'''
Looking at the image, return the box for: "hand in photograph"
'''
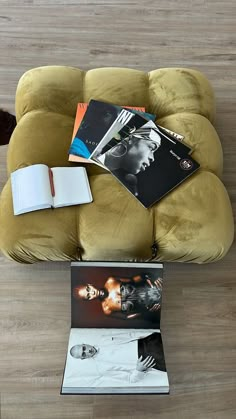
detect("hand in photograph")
[136,355,156,372]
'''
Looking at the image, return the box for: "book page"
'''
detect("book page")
[61,328,169,394]
[71,262,164,329]
[11,164,53,215]
[52,167,92,208]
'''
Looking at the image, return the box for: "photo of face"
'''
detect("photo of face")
[70,344,97,359]
[102,110,115,126]
[75,284,99,301]
[103,127,161,179]
[122,137,159,175]
[72,269,163,332]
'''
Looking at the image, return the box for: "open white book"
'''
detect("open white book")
[11,164,93,215]
[61,262,169,395]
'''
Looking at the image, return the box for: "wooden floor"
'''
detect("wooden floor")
[0,1,236,418]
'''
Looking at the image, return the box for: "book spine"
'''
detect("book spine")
[48,168,55,197]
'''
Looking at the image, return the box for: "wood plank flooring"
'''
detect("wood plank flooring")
[0,1,235,418]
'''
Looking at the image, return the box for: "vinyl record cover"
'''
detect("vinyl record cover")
[69,103,147,163]
[68,100,124,159]
[89,107,143,159]
[68,100,147,161]
[92,111,155,160]
[97,121,199,208]
[71,103,146,141]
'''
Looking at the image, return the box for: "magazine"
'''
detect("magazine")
[69,102,146,163]
[68,100,150,162]
[71,103,147,140]
[61,261,169,395]
[91,109,155,160]
[95,120,199,208]
[69,101,185,164]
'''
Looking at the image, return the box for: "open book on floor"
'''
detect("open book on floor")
[61,261,169,395]
[11,164,92,215]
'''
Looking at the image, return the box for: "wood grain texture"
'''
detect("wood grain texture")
[0,1,235,418]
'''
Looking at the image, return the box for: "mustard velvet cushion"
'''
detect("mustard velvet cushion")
[0,66,234,263]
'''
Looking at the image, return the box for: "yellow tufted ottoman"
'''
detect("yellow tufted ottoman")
[0,66,234,263]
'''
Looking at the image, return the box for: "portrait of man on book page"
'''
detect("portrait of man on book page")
[71,266,163,329]
[63,329,168,389]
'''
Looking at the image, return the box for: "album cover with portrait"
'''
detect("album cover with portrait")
[97,120,199,208]
[68,101,146,163]
[68,101,185,165]
[61,262,169,395]
[91,109,155,160]
[68,100,147,162]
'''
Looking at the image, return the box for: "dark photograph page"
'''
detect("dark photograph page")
[98,121,199,208]
[71,262,164,329]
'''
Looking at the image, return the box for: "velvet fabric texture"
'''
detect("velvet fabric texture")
[0,66,234,263]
